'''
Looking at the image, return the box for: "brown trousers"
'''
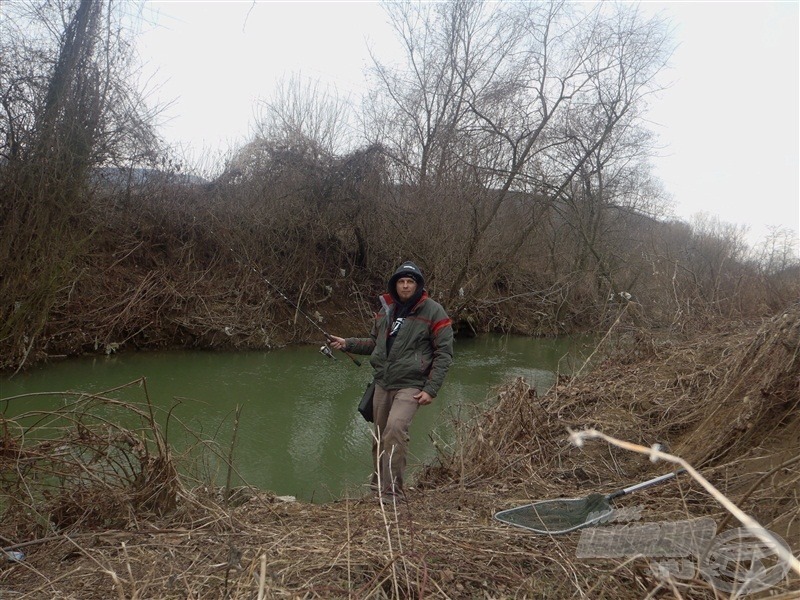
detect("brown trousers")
[371,385,420,493]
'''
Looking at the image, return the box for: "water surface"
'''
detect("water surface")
[0,335,591,501]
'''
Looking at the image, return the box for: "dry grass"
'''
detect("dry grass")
[2,306,799,598]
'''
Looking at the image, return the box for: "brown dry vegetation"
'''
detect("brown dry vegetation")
[2,304,798,599]
[2,3,799,595]
[4,165,798,374]
[4,0,799,373]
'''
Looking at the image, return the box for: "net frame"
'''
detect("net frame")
[494,493,613,535]
[494,471,683,535]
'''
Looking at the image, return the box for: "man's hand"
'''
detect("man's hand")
[328,335,346,350]
[414,390,433,405]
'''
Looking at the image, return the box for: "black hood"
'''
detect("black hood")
[388,261,425,304]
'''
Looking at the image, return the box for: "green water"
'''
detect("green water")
[0,335,591,502]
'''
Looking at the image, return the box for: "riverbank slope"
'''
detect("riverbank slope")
[2,305,798,597]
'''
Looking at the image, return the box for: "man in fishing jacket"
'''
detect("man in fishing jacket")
[330,260,454,498]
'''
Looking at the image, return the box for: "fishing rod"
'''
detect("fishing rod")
[229,247,362,367]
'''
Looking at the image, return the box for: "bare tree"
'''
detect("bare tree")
[255,74,353,157]
[756,226,800,275]
[215,74,390,278]
[0,0,162,369]
[450,3,672,309]
[366,0,510,190]
[219,75,352,195]
[364,1,673,321]
[363,0,524,285]
[547,115,668,298]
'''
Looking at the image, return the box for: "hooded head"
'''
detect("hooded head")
[388,261,425,304]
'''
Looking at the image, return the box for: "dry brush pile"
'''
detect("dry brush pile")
[23,191,375,369]
[1,305,798,598]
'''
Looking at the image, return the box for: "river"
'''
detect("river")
[0,334,591,502]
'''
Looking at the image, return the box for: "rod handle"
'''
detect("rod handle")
[342,350,362,367]
[323,334,362,367]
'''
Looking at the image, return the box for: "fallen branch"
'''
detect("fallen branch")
[567,427,800,577]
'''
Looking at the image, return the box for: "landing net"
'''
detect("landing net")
[494,493,612,535]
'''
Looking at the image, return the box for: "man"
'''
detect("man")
[330,261,454,497]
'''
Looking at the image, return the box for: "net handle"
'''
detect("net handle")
[608,469,685,501]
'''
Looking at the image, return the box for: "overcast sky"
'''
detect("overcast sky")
[135,1,799,251]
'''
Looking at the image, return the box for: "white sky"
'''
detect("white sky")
[136,1,799,251]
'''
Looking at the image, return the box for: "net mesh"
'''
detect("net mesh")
[494,493,612,534]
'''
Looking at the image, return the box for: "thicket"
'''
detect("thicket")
[1,0,798,372]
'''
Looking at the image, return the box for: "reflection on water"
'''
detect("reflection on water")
[0,335,592,502]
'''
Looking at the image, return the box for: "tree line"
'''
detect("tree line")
[1,0,797,371]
